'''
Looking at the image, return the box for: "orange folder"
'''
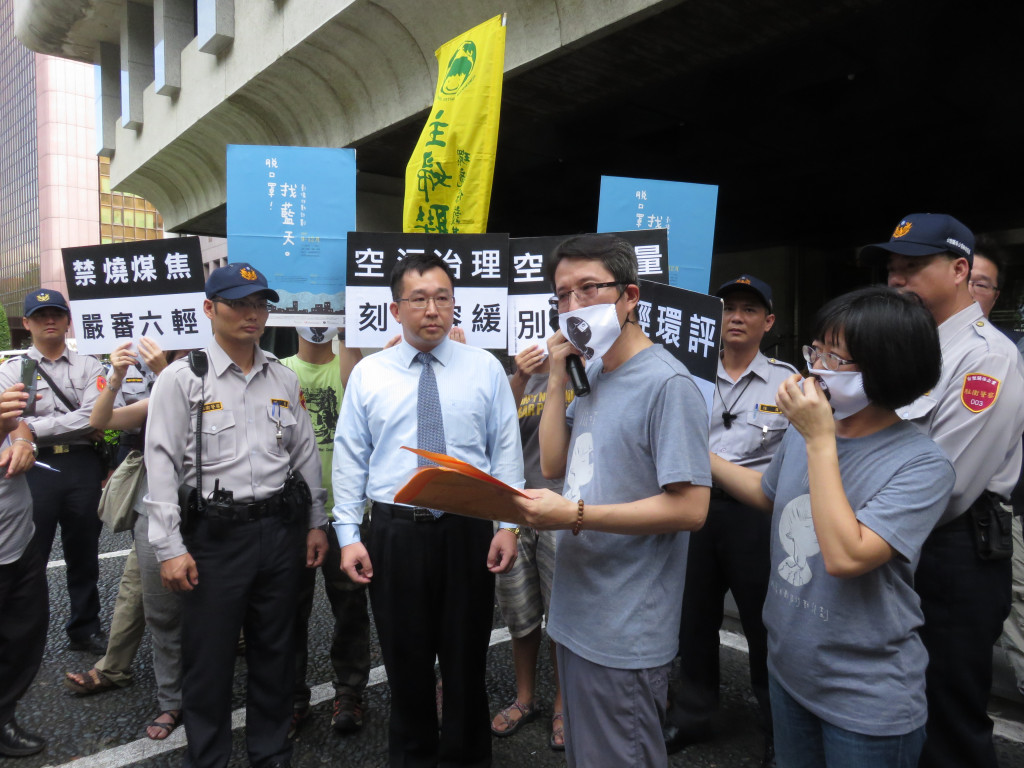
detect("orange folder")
[393,447,533,525]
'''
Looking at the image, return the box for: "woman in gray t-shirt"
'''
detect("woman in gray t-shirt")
[711,287,954,768]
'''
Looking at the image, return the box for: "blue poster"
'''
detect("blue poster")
[597,176,718,294]
[226,145,356,326]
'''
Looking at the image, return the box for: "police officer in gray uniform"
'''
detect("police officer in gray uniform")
[144,263,328,768]
[667,275,794,767]
[0,384,46,757]
[0,289,106,654]
[861,213,1024,768]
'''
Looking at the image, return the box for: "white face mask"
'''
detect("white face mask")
[558,303,623,363]
[297,326,338,344]
[809,369,871,420]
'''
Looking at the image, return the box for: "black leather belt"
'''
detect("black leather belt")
[373,501,441,523]
[39,444,93,457]
[205,492,286,523]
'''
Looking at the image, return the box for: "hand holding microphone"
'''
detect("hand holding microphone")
[548,308,590,397]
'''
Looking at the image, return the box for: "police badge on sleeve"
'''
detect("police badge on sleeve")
[961,373,1000,413]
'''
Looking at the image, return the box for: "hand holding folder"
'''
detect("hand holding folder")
[393,447,533,526]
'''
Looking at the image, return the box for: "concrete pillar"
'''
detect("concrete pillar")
[154,0,195,96]
[197,0,233,55]
[120,0,154,131]
[95,42,120,157]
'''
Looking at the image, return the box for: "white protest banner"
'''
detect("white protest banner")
[61,237,211,354]
[346,232,509,348]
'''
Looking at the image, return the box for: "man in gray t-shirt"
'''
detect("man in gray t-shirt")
[512,234,711,768]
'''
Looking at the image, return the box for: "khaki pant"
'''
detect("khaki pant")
[95,545,144,685]
[1000,513,1024,691]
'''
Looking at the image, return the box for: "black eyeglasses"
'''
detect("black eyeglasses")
[396,295,454,310]
[802,345,855,371]
[548,282,625,309]
[214,298,273,312]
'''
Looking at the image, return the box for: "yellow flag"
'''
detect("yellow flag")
[403,14,506,234]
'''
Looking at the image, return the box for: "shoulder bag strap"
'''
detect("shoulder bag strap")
[35,364,81,412]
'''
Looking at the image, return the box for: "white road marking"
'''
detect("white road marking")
[41,627,513,768]
[48,548,132,570]
[37,609,1024,767]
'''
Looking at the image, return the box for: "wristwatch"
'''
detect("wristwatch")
[506,526,522,538]
[14,437,38,457]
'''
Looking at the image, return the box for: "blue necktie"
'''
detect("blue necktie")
[415,351,446,518]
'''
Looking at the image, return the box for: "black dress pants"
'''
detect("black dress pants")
[27,450,103,641]
[672,496,772,736]
[181,515,305,768]
[293,517,371,705]
[0,544,48,725]
[916,515,1011,768]
[369,504,495,768]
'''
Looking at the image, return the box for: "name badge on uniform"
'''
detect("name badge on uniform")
[270,398,289,409]
[202,401,223,412]
[758,404,782,414]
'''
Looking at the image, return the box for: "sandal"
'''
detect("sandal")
[146,710,182,741]
[490,699,537,737]
[550,712,565,752]
[64,668,118,696]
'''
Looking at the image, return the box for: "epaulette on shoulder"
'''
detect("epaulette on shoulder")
[766,357,799,373]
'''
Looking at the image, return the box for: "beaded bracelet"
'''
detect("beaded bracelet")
[572,498,584,536]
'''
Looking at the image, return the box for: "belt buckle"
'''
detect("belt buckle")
[53,445,69,455]
[412,508,436,523]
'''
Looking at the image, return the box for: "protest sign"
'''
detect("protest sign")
[227,144,356,326]
[507,230,670,356]
[345,232,509,348]
[598,176,718,293]
[637,279,722,413]
[61,236,210,354]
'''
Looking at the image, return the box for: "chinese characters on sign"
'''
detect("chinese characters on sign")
[61,237,211,354]
[598,175,718,293]
[346,232,509,349]
[403,15,506,235]
[227,145,356,327]
[506,231,670,356]
[637,279,722,415]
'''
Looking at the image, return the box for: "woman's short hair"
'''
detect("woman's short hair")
[813,286,941,410]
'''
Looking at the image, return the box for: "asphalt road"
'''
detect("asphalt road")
[13,526,1024,767]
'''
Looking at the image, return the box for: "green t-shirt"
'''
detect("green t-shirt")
[280,355,343,514]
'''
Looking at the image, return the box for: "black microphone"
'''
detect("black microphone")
[549,308,590,397]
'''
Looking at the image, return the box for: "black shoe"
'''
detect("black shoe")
[68,632,107,655]
[331,692,364,734]
[0,718,45,757]
[287,704,309,740]
[761,739,776,768]
[663,723,699,755]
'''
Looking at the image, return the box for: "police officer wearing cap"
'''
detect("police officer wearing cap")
[666,275,794,766]
[144,263,328,768]
[861,213,1024,768]
[0,289,107,654]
